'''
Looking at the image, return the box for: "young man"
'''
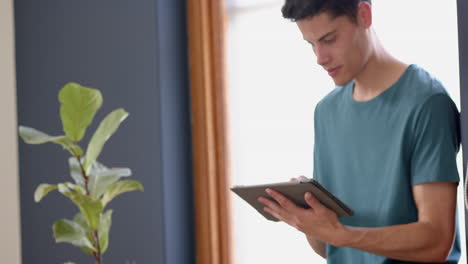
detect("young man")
[257,0,461,263]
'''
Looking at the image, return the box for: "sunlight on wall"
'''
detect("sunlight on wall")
[226,1,465,263]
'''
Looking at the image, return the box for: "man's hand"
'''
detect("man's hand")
[289,176,309,182]
[258,178,457,262]
[257,186,348,247]
[286,176,328,258]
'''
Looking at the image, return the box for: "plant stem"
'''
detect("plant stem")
[94,229,102,256]
[76,155,102,263]
[93,251,101,264]
[92,230,102,264]
[76,156,90,195]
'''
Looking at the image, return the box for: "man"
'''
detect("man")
[257,0,461,263]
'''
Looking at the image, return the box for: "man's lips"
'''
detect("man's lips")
[327,66,342,77]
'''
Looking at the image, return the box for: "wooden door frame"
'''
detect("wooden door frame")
[186,1,233,264]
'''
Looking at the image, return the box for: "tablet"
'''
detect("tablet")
[230,179,354,222]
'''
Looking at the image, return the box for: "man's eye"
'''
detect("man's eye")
[324,37,337,44]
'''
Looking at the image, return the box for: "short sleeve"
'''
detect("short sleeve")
[410,93,461,186]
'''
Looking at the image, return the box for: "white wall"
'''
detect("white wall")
[0,0,22,262]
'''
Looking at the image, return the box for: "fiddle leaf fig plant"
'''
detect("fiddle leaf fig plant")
[18,82,144,264]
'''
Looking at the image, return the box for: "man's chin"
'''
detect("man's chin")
[332,77,352,86]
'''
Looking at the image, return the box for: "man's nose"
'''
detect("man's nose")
[315,47,330,66]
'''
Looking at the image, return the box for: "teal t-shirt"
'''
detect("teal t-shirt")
[313,64,461,263]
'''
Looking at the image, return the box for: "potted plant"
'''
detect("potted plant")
[18,82,143,264]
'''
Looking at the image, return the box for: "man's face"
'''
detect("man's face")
[296,11,370,86]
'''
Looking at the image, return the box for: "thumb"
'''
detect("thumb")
[304,192,321,209]
[298,175,309,182]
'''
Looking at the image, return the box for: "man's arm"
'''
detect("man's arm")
[305,235,326,259]
[259,181,457,263]
[340,182,457,263]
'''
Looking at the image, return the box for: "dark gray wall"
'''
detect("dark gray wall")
[14,0,194,263]
[157,1,195,264]
[458,0,468,256]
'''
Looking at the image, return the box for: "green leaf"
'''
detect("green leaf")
[98,209,113,253]
[18,126,83,156]
[59,189,103,230]
[53,219,96,251]
[34,184,58,202]
[57,182,71,193]
[83,108,129,174]
[53,136,84,156]
[57,182,86,195]
[101,180,143,207]
[73,212,89,230]
[88,161,132,198]
[90,168,132,198]
[72,213,94,256]
[80,244,95,256]
[19,126,61,144]
[59,82,103,142]
[73,210,112,254]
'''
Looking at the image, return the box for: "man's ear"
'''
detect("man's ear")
[357,1,372,29]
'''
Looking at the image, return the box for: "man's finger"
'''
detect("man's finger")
[266,188,300,212]
[298,175,309,181]
[263,206,283,221]
[304,192,323,210]
[258,196,283,212]
[258,197,288,221]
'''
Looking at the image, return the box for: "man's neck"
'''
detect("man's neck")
[352,43,408,102]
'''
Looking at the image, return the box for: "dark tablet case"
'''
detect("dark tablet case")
[230,179,354,221]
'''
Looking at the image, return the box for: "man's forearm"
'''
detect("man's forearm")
[306,235,326,259]
[340,221,454,263]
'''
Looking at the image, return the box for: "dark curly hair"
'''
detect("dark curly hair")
[281,0,372,22]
